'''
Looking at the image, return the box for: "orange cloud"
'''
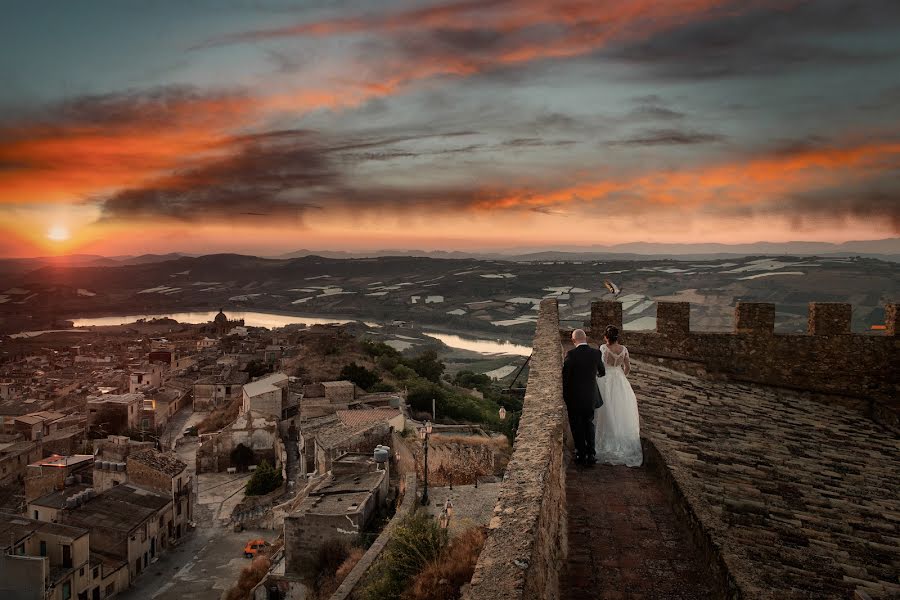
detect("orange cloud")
[0,92,252,204]
[204,0,789,104]
[476,140,900,210]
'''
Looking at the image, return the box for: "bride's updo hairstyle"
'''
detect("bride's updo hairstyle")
[605,325,619,343]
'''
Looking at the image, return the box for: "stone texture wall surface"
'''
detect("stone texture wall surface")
[630,360,900,599]
[585,300,900,431]
[463,299,566,600]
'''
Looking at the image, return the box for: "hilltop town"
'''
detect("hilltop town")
[0,258,897,600]
[0,310,516,600]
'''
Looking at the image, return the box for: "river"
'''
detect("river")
[65,310,532,356]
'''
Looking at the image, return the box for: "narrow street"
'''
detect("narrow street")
[119,408,272,599]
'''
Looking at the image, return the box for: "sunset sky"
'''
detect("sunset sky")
[1,0,899,257]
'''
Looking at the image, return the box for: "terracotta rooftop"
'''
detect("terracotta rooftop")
[128,449,187,477]
[336,408,401,429]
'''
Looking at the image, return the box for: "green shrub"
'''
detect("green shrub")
[362,340,401,359]
[339,362,381,391]
[359,511,448,600]
[245,460,282,496]
[406,350,445,383]
[452,370,492,391]
[392,364,418,381]
[369,381,398,392]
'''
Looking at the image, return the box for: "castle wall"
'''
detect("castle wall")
[464,299,567,600]
[584,300,899,431]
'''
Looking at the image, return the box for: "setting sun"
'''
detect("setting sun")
[47,224,70,241]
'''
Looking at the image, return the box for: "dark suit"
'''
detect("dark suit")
[562,344,605,460]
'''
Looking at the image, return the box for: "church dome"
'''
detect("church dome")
[214,309,228,324]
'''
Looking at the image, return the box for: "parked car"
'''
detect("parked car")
[243,539,269,558]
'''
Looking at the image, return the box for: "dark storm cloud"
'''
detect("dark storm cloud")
[97,131,334,221]
[781,180,900,232]
[0,85,247,131]
[610,129,725,146]
[95,126,512,221]
[609,0,900,79]
[702,171,900,232]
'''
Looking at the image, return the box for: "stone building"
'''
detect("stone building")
[92,435,154,463]
[24,454,94,502]
[0,514,108,600]
[86,393,143,436]
[61,483,173,584]
[126,450,191,540]
[128,363,166,394]
[242,372,290,418]
[0,440,42,482]
[192,368,248,411]
[196,411,285,474]
[27,482,93,524]
[11,411,66,441]
[139,388,187,431]
[284,453,389,574]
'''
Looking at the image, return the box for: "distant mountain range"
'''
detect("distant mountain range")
[275,238,900,262]
[1,239,897,275]
[0,253,191,275]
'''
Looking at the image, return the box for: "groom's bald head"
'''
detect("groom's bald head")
[572,329,587,344]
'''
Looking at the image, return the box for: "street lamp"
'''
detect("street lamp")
[419,420,433,505]
[498,407,507,421]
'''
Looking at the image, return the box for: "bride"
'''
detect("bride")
[595,325,643,467]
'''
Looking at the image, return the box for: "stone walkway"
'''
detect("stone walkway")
[563,461,720,600]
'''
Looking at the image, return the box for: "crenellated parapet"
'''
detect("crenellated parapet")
[808,302,853,335]
[575,300,900,432]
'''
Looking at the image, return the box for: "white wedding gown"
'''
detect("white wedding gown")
[595,344,643,467]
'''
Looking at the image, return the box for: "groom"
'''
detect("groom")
[562,329,605,465]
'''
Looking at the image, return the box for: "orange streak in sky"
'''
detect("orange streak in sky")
[0,95,252,204]
[476,141,900,210]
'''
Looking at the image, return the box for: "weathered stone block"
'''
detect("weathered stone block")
[885,303,897,337]
[808,303,851,335]
[734,303,775,335]
[591,301,622,336]
[657,302,690,335]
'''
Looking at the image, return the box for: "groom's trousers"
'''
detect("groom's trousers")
[568,409,596,459]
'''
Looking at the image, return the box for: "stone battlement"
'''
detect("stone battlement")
[463,299,567,600]
[582,300,899,431]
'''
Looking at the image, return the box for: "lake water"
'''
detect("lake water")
[70,310,371,329]
[421,331,531,356]
[67,310,532,356]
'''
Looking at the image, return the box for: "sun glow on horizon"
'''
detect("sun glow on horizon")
[46,224,71,242]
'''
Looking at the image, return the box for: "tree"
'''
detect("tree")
[453,370,492,391]
[406,350,445,384]
[230,443,254,471]
[339,362,381,391]
[245,460,283,496]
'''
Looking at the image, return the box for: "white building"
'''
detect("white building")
[242,373,290,419]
